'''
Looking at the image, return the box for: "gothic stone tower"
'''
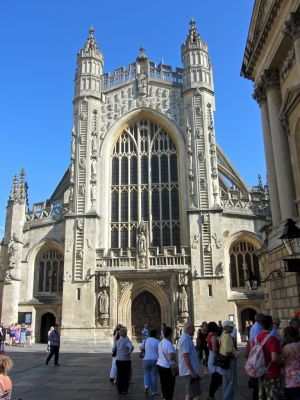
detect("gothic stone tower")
[0,22,269,343]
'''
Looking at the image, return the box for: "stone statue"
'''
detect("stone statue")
[137,219,147,257]
[91,135,97,155]
[178,286,188,314]
[91,159,97,177]
[7,234,19,267]
[99,290,109,314]
[99,273,110,288]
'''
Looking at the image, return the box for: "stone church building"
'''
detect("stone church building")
[0,21,270,343]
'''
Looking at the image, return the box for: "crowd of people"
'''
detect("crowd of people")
[109,316,300,400]
[0,323,32,348]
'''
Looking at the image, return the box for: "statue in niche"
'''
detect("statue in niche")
[91,135,98,156]
[137,73,147,96]
[71,134,76,159]
[178,286,188,314]
[99,290,109,314]
[91,159,97,178]
[7,235,19,267]
[99,272,110,288]
[137,219,147,257]
[91,183,96,207]
[79,157,86,169]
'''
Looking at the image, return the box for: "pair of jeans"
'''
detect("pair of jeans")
[222,358,237,400]
[116,360,131,393]
[157,365,175,400]
[143,359,158,394]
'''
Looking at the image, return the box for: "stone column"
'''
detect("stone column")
[253,82,281,225]
[284,10,300,76]
[263,70,296,220]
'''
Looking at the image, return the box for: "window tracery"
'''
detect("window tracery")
[229,240,260,288]
[37,249,64,293]
[110,119,180,250]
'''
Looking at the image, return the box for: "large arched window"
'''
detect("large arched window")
[37,249,64,293]
[111,119,180,251]
[229,240,260,288]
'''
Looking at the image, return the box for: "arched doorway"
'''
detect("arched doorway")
[131,291,161,341]
[241,308,257,341]
[40,312,56,343]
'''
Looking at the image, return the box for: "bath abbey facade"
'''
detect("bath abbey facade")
[0,21,270,343]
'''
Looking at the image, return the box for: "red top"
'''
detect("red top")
[207,332,219,352]
[256,331,281,379]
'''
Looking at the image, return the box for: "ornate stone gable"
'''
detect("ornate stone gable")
[99,82,184,136]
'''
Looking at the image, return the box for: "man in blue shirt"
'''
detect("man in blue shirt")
[142,324,149,341]
[179,322,201,400]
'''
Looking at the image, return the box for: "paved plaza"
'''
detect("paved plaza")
[6,343,252,400]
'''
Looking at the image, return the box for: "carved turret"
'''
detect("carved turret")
[74,27,104,100]
[181,19,213,92]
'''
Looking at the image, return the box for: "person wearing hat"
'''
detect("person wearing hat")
[219,320,238,400]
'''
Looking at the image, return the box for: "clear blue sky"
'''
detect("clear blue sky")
[0,1,264,238]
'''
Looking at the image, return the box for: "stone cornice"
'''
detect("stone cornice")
[241,0,282,80]
[283,9,300,41]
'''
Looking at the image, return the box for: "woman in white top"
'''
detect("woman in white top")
[156,326,176,400]
[140,329,160,395]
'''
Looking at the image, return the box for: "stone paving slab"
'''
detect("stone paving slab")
[5,344,252,400]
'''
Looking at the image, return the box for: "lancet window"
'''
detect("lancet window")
[229,240,260,288]
[37,249,64,293]
[110,119,180,251]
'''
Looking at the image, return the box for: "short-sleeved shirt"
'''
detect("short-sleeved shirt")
[140,337,159,361]
[157,338,176,368]
[256,331,281,379]
[219,332,234,356]
[114,336,134,361]
[179,333,200,376]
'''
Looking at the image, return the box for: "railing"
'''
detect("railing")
[102,63,183,90]
[96,246,190,269]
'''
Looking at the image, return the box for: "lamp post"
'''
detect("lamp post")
[280,219,300,272]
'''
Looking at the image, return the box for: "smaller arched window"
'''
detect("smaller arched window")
[37,249,64,293]
[229,240,260,288]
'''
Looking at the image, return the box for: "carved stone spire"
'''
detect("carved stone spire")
[84,26,101,56]
[8,175,18,205]
[19,168,27,205]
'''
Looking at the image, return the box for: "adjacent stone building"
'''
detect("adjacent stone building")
[0,21,270,343]
[242,1,300,322]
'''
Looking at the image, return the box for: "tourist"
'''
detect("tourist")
[140,328,159,395]
[157,326,176,400]
[247,313,264,400]
[112,327,134,394]
[0,325,5,354]
[256,315,283,399]
[196,321,209,372]
[19,324,26,346]
[45,324,60,366]
[179,322,201,400]
[110,323,122,383]
[0,355,13,399]
[281,326,300,399]
[142,324,149,341]
[219,320,238,400]
[25,325,32,348]
[206,321,222,400]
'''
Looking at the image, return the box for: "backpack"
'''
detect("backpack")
[245,333,272,378]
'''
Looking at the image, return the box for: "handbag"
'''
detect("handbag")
[170,364,179,376]
[112,349,117,357]
[213,353,231,369]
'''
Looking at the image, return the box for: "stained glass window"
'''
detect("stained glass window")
[111,119,180,251]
